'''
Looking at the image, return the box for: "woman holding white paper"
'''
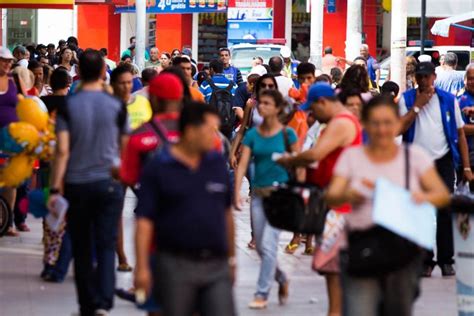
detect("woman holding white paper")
[326,95,450,316]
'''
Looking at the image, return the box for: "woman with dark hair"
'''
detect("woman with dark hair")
[234,89,297,309]
[158,52,172,73]
[229,74,278,250]
[55,47,77,78]
[171,48,181,59]
[339,64,378,102]
[326,96,450,315]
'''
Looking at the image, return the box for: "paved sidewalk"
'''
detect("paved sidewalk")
[0,189,457,315]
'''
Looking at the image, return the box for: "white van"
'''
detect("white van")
[379,45,473,84]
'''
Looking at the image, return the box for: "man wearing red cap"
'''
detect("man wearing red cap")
[120,73,184,187]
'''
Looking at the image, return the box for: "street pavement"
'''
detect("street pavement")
[0,186,458,316]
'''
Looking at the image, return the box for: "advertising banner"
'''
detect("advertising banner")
[115,0,227,14]
[227,0,273,45]
[0,0,73,9]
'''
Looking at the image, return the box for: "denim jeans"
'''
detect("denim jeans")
[251,195,286,299]
[65,178,124,316]
[155,252,235,316]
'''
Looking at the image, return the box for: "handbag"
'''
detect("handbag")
[263,128,329,235]
[342,144,422,277]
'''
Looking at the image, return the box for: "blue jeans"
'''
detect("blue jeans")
[65,179,124,316]
[251,195,286,299]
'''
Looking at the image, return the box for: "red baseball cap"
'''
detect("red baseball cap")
[149,73,183,101]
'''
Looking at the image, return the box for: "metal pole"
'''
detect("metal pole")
[135,0,146,71]
[284,0,292,48]
[390,0,408,93]
[345,0,363,62]
[309,0,324,69]
[2,9,7,48]
[420,0,426,54]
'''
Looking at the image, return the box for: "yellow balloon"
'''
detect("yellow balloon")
[0,153,34,188]
[16,97,49,131]
[8,122,40,151]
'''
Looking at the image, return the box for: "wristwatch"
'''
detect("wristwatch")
[413,106,421,114]
[50,188,60,195]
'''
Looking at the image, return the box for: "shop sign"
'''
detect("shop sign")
[327,0,335,13]
[115,0,227,14]
[0,0,74,9]
[227,0,273,45]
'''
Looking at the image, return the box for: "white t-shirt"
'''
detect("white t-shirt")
[275,75,294,98]
[18,59,28,68]
[399,93,464,160]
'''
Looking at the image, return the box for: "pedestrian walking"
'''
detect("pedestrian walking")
[48,49,128,316]
[435,52,465,95]
[399,61,472,277]
[134,102,236,316]
[229,74,279,250]
[234,89,296,309]
[326,95,450,316]
[278,83,363,316]
[219,47,243,84]
[457,63,474,187]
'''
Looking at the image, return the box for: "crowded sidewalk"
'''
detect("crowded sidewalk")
[0,187,457,316]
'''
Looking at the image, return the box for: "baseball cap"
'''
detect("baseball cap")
[0,47,14,60]
[149,73,183,101]
[417,54,432,63]
[415,62,435,76]
[248,65,267,77]
[280,46,292,59]
[300,82,335,111]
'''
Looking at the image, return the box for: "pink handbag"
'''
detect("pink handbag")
[312,210,345,274]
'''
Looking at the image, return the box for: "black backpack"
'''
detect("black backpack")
[207,79,235,139]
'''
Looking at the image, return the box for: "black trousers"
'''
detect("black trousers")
[425,151,455,266]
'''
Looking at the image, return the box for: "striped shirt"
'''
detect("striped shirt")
[199,74,238,103]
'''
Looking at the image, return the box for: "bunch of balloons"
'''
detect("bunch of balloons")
[0,96,56,187]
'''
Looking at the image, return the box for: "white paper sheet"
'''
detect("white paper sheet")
[372,178,437,250]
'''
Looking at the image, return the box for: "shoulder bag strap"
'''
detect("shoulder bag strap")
[149,119,169,145]
[282,127,291,153]
[405,143,410,190]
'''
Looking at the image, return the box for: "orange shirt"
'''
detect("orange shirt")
[190,86,205,102]
[287,110,308,150]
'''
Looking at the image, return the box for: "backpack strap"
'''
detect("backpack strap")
[225,81,234,92]
[207,79,218,91]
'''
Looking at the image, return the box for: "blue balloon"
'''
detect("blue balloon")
[0,127,24,154]
[28,189,49,218]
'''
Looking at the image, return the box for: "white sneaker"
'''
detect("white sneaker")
[94,309,109,316]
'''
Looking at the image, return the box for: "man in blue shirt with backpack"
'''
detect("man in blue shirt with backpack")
[200,59,238,139]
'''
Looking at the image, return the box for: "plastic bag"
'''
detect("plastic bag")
[452,182,474,214]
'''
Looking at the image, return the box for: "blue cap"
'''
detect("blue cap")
[300,83,335,111]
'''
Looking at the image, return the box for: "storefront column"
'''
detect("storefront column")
[155,14,192,53]
[77,4,121,62]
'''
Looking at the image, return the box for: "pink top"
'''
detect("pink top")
[334,144,433,231]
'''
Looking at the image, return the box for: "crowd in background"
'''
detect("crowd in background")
[0,33,473,316]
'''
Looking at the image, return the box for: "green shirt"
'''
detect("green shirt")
[145,59,160,68]
[243,127,297,188]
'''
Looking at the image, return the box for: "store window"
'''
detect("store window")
[198,12,227,63]
[7,9,37,49]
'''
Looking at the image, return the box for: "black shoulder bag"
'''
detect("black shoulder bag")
[263,128,329,235]
[342,144,422,277]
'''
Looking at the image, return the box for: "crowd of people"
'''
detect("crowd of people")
[0,34,473,316]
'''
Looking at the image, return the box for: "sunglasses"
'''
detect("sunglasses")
[260,84,275,89]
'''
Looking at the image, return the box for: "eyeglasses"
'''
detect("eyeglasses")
[260,84,275,89]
